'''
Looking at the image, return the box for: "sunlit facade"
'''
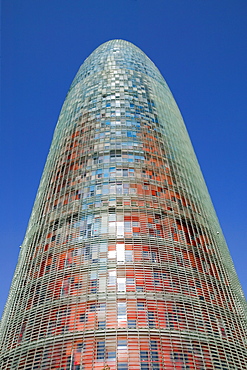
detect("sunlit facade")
[1,39,247,369]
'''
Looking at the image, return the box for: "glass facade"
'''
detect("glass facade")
[0,39,246,369]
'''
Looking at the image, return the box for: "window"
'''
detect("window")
[165,313,175,328]
[90,280,97,293]
[79,313,86,322]
[98,303,106,311]
[130,187,137,194]
[142,250,149,260]
[117,278,126,292]
[124,221,131,232]
[90,304,96,312]
[77,343,84,352]
[98,321,106,329]
[171,352,188,364]
[108,250,116,259]
[97,341,105,360]
[108,351,116,361]
[118,340,127,351]
[140,351,149,370]
[132,221,140,227]
[118,302,127,321]
[151,251,158,262]
[151,341,159,369]
[126,278,134,285]
[125,250,133,262]
[218,319,227,337]
[108,270,116,286]
[148,312,155,328]
[118,364,128,370]
[153,272,160,286]
[137,302,145,310]
[117,244,125,262]
[128,319,136,328]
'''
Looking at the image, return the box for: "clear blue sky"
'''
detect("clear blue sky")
[1,0,246,316]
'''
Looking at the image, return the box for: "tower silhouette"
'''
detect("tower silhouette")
[0,40,246,369]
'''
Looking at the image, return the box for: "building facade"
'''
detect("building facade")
[0,40,246,369]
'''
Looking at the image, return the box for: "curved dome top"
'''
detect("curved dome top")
[70,39,167,91]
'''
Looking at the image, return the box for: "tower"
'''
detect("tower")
[0,39,246,369]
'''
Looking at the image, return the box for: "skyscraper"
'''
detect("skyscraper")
[0,39,246,369]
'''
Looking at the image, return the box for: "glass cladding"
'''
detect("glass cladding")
[1,39,247,369]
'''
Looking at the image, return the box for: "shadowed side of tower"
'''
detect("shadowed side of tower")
[0,40,246,369]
